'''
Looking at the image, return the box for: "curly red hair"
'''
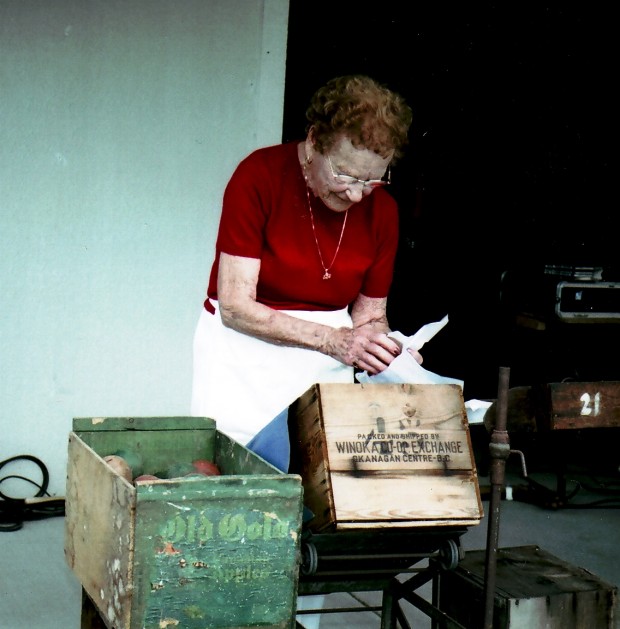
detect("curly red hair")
[305,75,412,163]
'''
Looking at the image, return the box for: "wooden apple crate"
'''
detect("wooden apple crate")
[288,383,484,532]
[438,545,617,628]
[65,416,303,629]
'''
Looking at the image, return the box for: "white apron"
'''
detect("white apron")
[191,301,354,445]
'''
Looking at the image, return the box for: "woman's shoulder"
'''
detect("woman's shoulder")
[241,141,299,167]
[226,142,300,199]
[231,142,300,188]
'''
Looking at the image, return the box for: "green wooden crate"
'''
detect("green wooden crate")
[65,416,303,629]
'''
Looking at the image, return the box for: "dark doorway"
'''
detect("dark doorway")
[283,3,617,399]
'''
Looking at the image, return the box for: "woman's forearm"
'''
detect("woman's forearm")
[219,298,335,351]
[217,252,336,351]
[350,294,391,333]
[217,253,398,372]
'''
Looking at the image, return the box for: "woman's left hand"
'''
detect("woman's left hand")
[349,325,423,375]
[350,326,402,374]
[347,294,423,374]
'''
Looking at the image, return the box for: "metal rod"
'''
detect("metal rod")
[483,365,511,629]
[311,551,438,561]
[307,566,427,577]
[296,605,382,615]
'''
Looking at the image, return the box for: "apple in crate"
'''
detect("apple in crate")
[133,474,160,483]
[103,455,133,482]
[192,459,221,476]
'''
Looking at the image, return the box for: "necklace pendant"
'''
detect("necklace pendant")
[305,186,347,284]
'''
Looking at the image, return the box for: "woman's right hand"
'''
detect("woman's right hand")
[326,325,404,375]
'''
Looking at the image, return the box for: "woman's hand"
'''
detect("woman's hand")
[320,325,391,374]
[325,326,424,374]
[333,293,420,374]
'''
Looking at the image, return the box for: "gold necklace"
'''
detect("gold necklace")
[305,186,348,280]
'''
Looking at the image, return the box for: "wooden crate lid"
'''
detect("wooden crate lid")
[72,416,216,432]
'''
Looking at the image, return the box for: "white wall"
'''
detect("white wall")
[0,0,290,496]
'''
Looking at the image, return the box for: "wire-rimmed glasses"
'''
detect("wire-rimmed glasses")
[326,154,391,189]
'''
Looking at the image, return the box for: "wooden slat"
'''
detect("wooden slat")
[72,416,216,432]
[65,433,135,629]
[330,473,482,523]
[323,427,475,472]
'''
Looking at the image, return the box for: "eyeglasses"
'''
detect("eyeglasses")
[326,155,391,189]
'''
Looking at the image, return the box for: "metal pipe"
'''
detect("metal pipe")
[309,551,439,561]
[483,365,511,629]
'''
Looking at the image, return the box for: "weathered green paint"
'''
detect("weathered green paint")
[72,416,217,432]
[133,482,301,628]
[68,417,303,629]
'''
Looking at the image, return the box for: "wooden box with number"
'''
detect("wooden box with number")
[288,383,483,532]
[535,381,620,430]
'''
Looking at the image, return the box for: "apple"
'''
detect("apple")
[192,459,221,476]
[103,454,133,482]
[134,474,160,483]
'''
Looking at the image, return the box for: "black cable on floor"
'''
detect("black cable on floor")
[0,455,65,531]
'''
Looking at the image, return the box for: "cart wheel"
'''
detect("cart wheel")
[300,541,318,575]
[438,539,459,571]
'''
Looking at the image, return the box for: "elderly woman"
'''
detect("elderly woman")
[192,74,420,469]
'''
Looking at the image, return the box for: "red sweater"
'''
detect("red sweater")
[206,142,399,311]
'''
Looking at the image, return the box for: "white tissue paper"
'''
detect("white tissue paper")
[355,315,464,387]
[464,399,493,424]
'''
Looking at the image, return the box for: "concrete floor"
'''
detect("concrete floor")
[1,461,619,628]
